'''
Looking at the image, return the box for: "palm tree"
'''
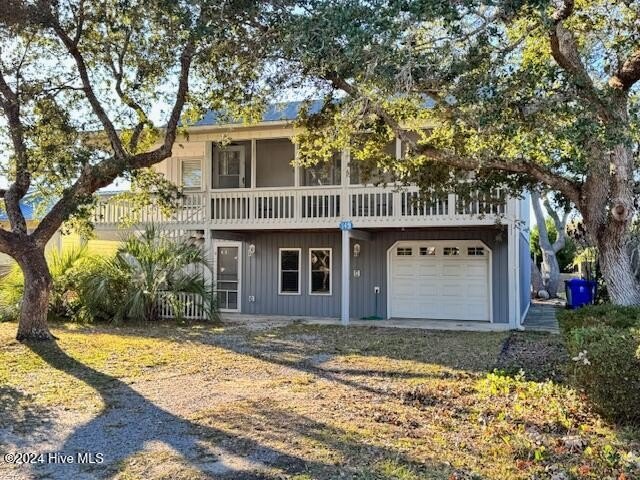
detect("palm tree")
[83,226,216,322]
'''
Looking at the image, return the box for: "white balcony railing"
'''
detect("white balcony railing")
[94,186,507,229]
[93,192,206,227]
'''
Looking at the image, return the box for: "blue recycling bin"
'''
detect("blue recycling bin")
[565,278,597,309]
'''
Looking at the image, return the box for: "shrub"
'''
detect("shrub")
[560,305,640,423]
[565,325,640,423]
[80,226,216,323]
[558,304,640,334]
[0,246,94,322]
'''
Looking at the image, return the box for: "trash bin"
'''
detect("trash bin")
[565,278,597,309]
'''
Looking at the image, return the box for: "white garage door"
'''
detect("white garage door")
[389,240,491,321]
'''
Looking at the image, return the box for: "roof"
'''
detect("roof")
[192,100,325,127]
[0,200,36,221]
[0,193,52,222]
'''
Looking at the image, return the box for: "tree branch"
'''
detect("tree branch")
[532,191,552,250]
[0,68,29,234]
[548,0,613,121]
[543,194,569,253]
[610,47,640,91]
[33,37,197,245]
[48,10,128,160]
[323,71,582,204]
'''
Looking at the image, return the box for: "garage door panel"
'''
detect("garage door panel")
[390,241,491,322]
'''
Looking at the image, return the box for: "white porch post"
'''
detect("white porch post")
[341,228,350,326]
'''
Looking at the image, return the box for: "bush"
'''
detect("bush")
[79,226,216,323]
[558,304,640,334]
[0,246,94,322]
[560,305,640,423]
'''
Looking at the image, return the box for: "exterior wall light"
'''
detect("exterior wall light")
[248,244,256,256]
[353,243,361,258]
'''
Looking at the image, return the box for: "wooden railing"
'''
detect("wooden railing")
[94,186,508,229]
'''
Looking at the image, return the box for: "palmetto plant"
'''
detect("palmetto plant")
[82,226,216,323]
[0,245,91,321]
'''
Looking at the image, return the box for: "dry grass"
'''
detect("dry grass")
[0,321,638,480]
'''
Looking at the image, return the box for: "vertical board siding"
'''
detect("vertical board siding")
[218,226,510,323]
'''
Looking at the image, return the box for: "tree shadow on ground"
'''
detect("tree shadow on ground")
[0,386,54,441]
[22,340,481,480]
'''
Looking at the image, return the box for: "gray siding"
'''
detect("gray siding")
[217,226,510,323]
[519,232,532,317]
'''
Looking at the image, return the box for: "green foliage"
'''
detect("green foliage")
[0,266,25,321]
[530,218,577,272]
[80,226,216,323]
[560,305,640,423]
[558,305,640,335]
[0,246,94,321]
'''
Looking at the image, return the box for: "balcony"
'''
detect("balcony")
[93,186,508,230]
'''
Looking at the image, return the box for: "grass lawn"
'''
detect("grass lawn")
[0,320,638,480]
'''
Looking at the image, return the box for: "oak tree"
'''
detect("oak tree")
[0,0,280,340]
[281,0,640,305]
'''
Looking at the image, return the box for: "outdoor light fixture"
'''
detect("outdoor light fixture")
[248,244,256,256]
[353,243,361,257]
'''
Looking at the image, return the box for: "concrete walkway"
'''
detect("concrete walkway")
[522,301,561,334]
[221,313,512,332]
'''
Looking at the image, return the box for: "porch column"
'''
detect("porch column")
[507,219,519,329]
[341,228,350,326]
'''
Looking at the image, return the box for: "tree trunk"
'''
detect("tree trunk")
[595,222,640,306]
[531,258,543,295]
[15,246,54,341]
[541,248,562,297]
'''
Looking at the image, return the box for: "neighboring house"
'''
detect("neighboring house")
[92,101,532,329]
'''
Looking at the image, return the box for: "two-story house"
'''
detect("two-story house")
[92,101,532,329]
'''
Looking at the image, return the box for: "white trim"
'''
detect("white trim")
[278,248,301,295]
[250,139,257,189]
[213,240,242,313]
[178,157,204,191]
[386,239,493,322]
[309,247,333,296]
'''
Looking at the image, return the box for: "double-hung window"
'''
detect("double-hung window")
[279,249,301,294]
[309,248,332,295]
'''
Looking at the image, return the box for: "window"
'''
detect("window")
[310,248,332,295]
[420,246,436,256]
[467,247,485,256]
[181,158,202,190]
[396,247,412,256]
[279,249,301,294]
[443,247,460,256]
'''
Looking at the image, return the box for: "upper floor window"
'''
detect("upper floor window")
[181,158,202,190]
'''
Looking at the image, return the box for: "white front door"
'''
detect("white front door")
[389,240,491,321]
[214,241,242,312]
